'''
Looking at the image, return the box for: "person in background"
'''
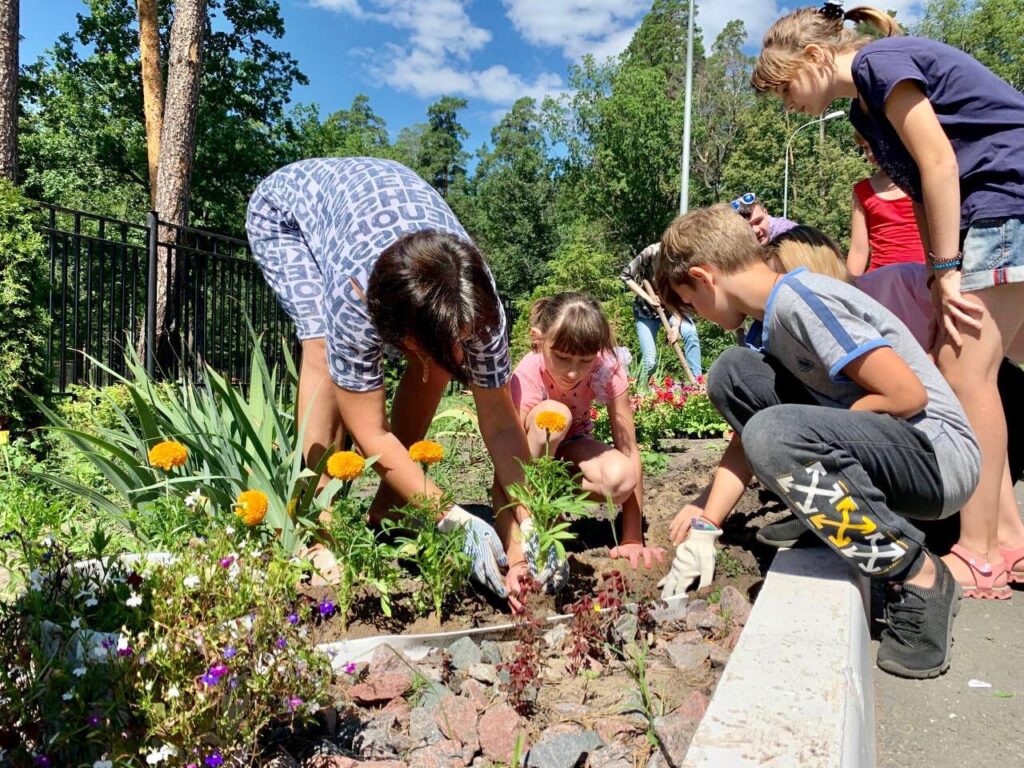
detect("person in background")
[731,192,797,245]
[847,130,926,276]
[621,243,702,383]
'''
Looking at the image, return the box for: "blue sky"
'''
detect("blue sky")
[20,0,925,155]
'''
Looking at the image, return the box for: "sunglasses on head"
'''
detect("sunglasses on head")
[730,192,757,210]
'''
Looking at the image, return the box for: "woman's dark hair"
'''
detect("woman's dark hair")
[367,230,502,384]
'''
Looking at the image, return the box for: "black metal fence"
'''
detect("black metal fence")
[40,203,297,395]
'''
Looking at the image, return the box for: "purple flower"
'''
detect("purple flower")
[218,556,235,569]
[286,611,299,625]
[275,636,287,649]
[33,755,52,767]
[101,637,116,650]
[343,662,357,675]
[200,671,220,686]
[204,752,224,768]
[223,646,237,659]
[288,695,303,711]
[86,712,102,728]
[117,645,133,658]
[318,599,335,617]
[209,663,229,679]
[228,675,240,689]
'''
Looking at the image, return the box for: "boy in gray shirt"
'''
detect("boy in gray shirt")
[654,205,980,679]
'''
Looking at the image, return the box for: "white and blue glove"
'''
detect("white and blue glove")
[438,505,508,598]
[658,522,722,599]
[520,517,570,594]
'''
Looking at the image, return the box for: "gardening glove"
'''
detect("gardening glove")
[438,505,508,598]
[658,522,722,599]
[520,517,570,594]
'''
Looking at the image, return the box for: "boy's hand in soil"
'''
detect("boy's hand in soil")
[520,517,570,594]
[609,542,666,570]
[658,520,722,598]
[439,505,508,598]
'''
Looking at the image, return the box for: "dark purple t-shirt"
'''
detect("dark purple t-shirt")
[849,37,1024,230]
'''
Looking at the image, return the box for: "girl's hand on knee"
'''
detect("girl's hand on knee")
[669,502,705,545]
[610,542,666,570]
[931,270,984,350]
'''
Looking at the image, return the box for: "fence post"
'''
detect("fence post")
[146,210,158,377]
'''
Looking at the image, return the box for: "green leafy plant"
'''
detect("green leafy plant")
[386,494,471,622]
[505,454,598,565]
[31,330,340,553]
[0,181,50,432]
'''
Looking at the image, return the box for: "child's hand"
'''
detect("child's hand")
[658,525,723,598]
[504,560,531,613]
[609,542,666,570]
[669,502,707,545]
[931,269,983,351]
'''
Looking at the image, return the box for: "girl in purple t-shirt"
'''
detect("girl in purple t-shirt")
[753,4,1024,599]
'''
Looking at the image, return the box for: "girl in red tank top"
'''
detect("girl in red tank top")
[847,132,926,276]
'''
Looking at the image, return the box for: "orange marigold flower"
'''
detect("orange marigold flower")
[148,440,188,471]
[326,450,365,480]
[234,489,269,526]
[535,411,568,434]
[408,440,444,465]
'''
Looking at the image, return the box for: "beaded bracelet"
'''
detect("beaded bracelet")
[932,259,962,271]
[927,250,962,264]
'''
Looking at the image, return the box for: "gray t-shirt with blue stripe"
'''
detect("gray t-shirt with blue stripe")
[759,268,979,514]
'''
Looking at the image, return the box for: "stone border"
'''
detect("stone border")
[682,547,875,768]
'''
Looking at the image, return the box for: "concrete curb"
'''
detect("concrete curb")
[683,547,876,768]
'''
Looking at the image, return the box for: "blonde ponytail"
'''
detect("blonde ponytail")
[752,5,901,93]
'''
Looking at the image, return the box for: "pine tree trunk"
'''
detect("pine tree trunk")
[152,0,207,370]
[0,0,18,181]
[137,0,164,208]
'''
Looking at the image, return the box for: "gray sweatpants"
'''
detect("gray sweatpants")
[707,347,945,580]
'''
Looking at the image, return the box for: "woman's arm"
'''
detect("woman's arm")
[884,80,982,347]
[471,383,531,523]
[843,346,928,419]
[847,191,870,277]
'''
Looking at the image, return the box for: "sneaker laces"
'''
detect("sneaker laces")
[884,584,927,645]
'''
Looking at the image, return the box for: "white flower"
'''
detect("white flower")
[70,617,81,629]
[40,535,54,547]
[85,596,98,608]
[184,488,202,508]
[62,690,74,701]
[72,666,87,677]
[126,592,143,608]
[227,562,240,582]
[166,685,179,699]
[225,525,236,535]
[94,760,113,768]
[183,574,200,589]
[28,569,44,592]
[145,744,177,765]
[117,634,130,653]
[305,701,320,716]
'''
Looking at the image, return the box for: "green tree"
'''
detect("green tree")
[286,94,392,160]
[19,0,305,233]
[419,95,470,199]
[472,98,556,302]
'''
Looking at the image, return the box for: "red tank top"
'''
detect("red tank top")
[853,178,926,271]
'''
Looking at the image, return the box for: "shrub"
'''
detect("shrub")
[0,181,50,431]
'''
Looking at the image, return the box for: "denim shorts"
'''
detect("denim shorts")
[959,217,1024,292]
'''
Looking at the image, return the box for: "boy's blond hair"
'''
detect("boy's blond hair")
[771,226,851,282]
[655,204,762,315]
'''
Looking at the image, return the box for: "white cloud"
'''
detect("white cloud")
[502,0,648,60]
[313,0,563,105]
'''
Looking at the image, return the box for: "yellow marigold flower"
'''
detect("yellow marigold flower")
[148,440,188,471]
[535,411,568,434]
[326,450,365,480]
[234,489,269,526]
[408,440,444,465]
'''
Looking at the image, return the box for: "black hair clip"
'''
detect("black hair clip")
[818,1,845,20]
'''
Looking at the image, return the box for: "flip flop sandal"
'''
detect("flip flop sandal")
[949,543,1012,600]
[998,544,1024,585]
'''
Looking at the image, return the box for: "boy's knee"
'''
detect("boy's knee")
[706,347,760,407]
[742,407,804,475]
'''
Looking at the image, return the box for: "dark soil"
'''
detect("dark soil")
[302,439,782,646]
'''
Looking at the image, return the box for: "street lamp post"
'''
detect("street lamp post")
[782,110,845,219]
[679,0,695,215]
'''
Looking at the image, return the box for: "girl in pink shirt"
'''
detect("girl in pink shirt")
[509,292,665,570]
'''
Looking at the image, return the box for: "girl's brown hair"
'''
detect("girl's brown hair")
[752,5,902,94]
[367,230,502,384]
[529,292,614,356]
[770,226,851,282]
